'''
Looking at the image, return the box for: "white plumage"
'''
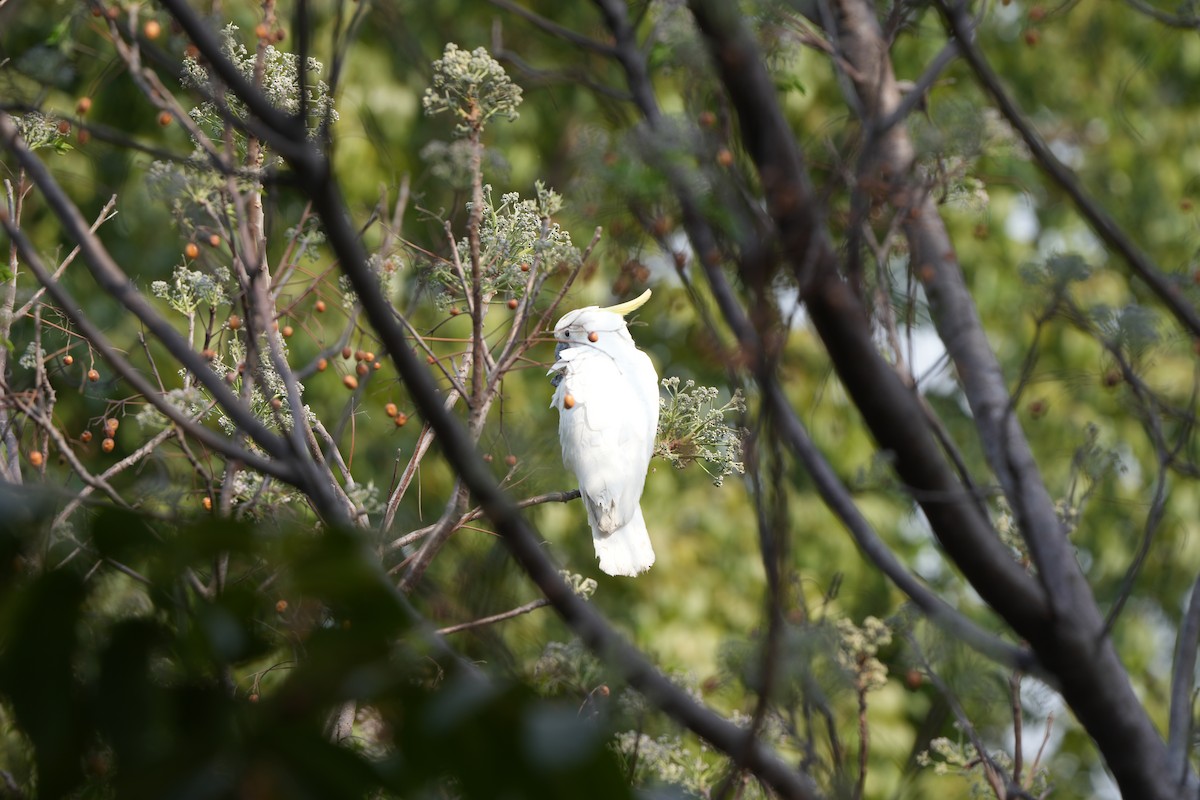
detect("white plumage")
[549,290,659,577]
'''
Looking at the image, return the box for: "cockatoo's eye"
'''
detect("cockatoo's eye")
[588,332,599,342]
[563,330,570,337]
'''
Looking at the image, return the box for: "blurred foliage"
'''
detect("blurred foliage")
[1,0,1199,798]
[0,487,631,799]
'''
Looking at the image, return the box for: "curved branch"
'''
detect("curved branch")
[1168,572,1200,789]
[938,0,1200,341]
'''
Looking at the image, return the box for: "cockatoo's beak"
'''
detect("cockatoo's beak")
[600,289,651,316]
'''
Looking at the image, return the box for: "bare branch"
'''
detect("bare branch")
[437,598,551,635]
[1168,572,1200,789]
[938,0,1200,341]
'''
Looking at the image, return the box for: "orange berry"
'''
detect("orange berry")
[57,119,71,135]
[588,332,599,343]
[77,129,91,145]
[273,29,285,42]
[1028,5,1046,20]
[202,348,216,361]
[394,412,408,427]
[449,307,460,316]
[385,402,398,417]
[520,263,530,272]
[28,451,43,467]
[1023,29,1040,46]
[101,437,115,453]
[281,325,294,338]
[483,453,493,462]
[563,393,575,409]
[248,693,259,703]
[363,351,375,362]
[316,358,328,372]
[507,298,518,309]
[716,148,734,167]
[87,369,100,382]
[143,19,161,39]
[342,346,353,360]
[698,110,717,128]
[185,242,199,259]
[202,496,212,511]
[373,362,382,371]
[270,397,282,410]
[314,300,327,313]
[157,111,172,126]
[275,600,288,613]
[105,6,118,19]
[105,418,119,434]
[80,430,93,443]
[184,44,199,58]
[905,669,923,690]
[354,362,368,376]
[342,375,358,390]
[63,354,74,366]
[505,454,517,467]
[254,23,269,39]
[208,233,221,247]
[426,355,436,364]
[228,314,242,331]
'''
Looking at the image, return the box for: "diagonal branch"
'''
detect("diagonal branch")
[686,0,1179,796]
[938,0,1200,341]
[155,7,823,795]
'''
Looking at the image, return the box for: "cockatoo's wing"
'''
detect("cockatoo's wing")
[553,345,657,537]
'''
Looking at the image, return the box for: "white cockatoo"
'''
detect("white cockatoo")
[549,289,659,577]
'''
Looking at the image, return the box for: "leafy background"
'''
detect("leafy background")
[2,0,1200,797]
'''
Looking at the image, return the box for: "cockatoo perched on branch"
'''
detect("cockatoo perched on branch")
[549,289,659,577]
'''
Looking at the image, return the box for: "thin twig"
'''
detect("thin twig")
[437,598,551,635]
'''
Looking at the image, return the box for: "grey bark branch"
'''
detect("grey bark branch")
[687,0,1180,795]
[591,0,1033,674]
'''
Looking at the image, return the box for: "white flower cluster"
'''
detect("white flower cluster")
[14,113,67,153]
[835,615,892,693]
[558,570,598,600]
[611,731,713,795]
[428,182,579,306]
[135,386,207,431]
[655,377,747,486]
[151,265,231,315]
[17,341,42,370]
[422,43,522,135]
[183,24,338,144]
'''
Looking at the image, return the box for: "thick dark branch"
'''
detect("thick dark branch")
[157,9,817,793]
[304,171,823,800]
[763,379,1041,674]
[938,0,1200,341]
[688,2,1180,796]
[685,0,1046,628]
[595,0,1035,673]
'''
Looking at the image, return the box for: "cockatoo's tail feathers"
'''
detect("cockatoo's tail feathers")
[592,506,655,577]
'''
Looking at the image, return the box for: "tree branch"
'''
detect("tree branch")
[938,0,1200,341]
